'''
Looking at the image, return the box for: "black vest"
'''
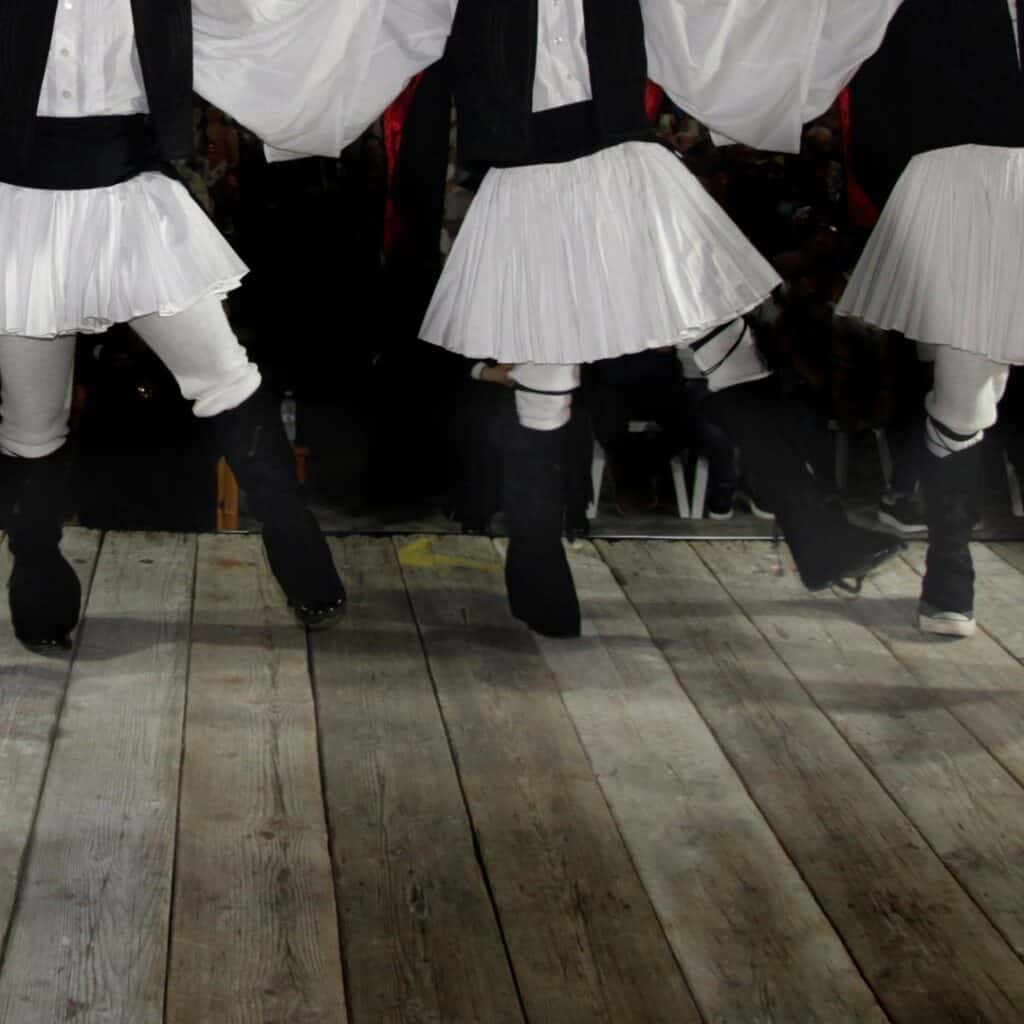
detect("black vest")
[0,0,193,166]
[850,0,1024,206]
[445,0,652,169]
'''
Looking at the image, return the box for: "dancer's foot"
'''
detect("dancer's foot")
[918,600,976,637]
[794,521,905,592]
[9,553,81,654]
[290,594,347,630]
[210,389,346,627]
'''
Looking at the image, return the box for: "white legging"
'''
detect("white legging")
[0,294,260,458]
[921,343,1011,455]
[508,363,580,431]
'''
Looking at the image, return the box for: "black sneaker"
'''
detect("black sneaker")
[877,494,927,534]
[706,485,735,520]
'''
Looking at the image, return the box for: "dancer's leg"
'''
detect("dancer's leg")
[917,344,1009,637]
[131,297,345,626]
[0,334,81,652]
[695,319,904,591]
[501,363,581,637]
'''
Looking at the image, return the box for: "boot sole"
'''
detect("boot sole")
[16,635,72,656]
[918,613,976,638]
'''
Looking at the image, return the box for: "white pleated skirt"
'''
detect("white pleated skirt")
[837,145,1024,365]
[0,171,247,339]
[420,141,781,365]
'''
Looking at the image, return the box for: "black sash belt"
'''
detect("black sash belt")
[0,115,162,190]
[493,101,655,168]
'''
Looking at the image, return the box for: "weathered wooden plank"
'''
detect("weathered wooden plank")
[914,542,1024,662]
[309,536,522,1024]
[988,541,1024,577]
[398,535,700,1024]
[844,548,1024,791]
[166,533,346,1024]
[0,529,102,959]
[698,539,1024,963]
[0,531,194,1024]
[534,541,887,1024]
[600,538,1024,1024]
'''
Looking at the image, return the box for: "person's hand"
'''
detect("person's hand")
[480,364,515,387]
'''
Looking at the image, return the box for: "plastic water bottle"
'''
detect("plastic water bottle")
[280,389,297,443]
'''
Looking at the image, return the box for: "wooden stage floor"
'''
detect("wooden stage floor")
[2,530,1024,1023]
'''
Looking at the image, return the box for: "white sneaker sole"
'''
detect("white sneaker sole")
[877,510,927,534]
[918,613,976,638]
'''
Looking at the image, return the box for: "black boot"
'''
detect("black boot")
[918,441,980,636]
[502,416,581,638]
[2,447,81,654]
[706,378,904,591]
[209,388,346,628]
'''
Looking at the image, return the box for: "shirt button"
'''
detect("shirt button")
[554,35,565,45]
[60,48,71,57]
[64,0,73,7]
[62,89,72,99]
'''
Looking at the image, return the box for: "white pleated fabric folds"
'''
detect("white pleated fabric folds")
[0,173,247,338]
[193,0,903,161]
[419,142,781,365]
[194,0,454,162]
[837,145,1024,365]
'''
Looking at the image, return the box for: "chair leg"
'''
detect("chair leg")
[874,427,894,493]
[587,441,606,520]
[831,423,850,492]
[1005,448,1024,518]
[669,454,690,518]
[690,454,709,519]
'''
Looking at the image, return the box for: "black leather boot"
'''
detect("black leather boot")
[2,447,81,654]
[502,416,581,638]
[706,378,904,591]
[209,388,345,628]
[918,440,980,636]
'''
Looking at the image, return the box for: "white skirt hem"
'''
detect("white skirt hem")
[837,144,1024,365]
[420,141,780,366]
[0,171,248,340]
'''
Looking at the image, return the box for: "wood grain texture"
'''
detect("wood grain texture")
[846,547,1024,792]
[166,533,346,1024]
[0,529,101,958]
[699,540,1024,962]
[919,542,1024,662]
[310,536,522,1024]
[534,540,887,1024]
[601,538,1024,1024]
[0,531,195,1024]
[399,534,700,1024]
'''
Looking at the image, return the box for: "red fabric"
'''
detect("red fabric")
[838,87,878,230]
[644,81,664,123]
[382,74,424,257]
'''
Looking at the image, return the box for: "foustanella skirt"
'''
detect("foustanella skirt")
[0,171,247,339]
[420,140,781,366]
[837,144,1024,365]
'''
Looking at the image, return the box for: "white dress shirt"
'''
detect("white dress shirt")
[532,0,593,112]
[37,0,147,117]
